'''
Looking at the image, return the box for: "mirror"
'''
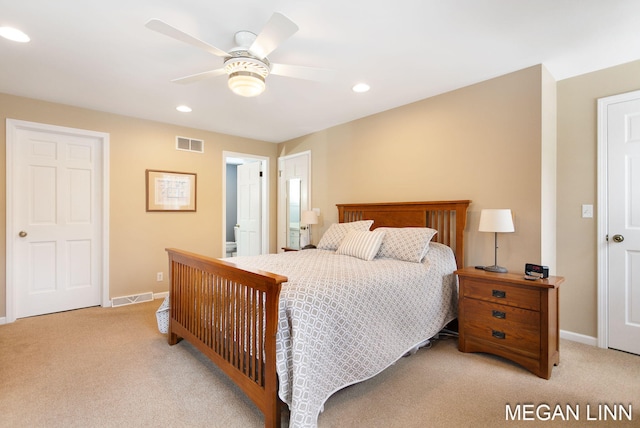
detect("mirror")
[286,178,301,249]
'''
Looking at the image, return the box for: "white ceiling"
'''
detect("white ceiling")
[1,1,639,143]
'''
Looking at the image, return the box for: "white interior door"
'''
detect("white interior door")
[236,161,262,257]
[605,92,640,355]
[277,152,310,251]
[7,120,108,320]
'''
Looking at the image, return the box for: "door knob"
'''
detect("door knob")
[612,234,624,243]
[18,231,27,237]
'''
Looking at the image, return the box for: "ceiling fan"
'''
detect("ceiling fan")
[145,12,330,97]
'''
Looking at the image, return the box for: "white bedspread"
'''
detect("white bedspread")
[227,242,457,428]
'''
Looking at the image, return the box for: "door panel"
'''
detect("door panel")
[31,165,56,223]
[68,240,92,287]
[607,95,640,355]
[30,242,56,292]
[236,161,262,257]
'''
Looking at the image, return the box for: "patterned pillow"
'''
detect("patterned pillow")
[336,229,385,261]
[376,227,438,263]
[317,220,374,250]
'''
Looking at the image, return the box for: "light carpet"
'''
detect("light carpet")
[0,301,638,428]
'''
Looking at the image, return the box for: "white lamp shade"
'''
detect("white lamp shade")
[478,209,514,233]
[301,210,318,225]
[228,72,265,97]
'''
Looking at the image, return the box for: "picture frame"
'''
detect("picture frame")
[145,169,197,212]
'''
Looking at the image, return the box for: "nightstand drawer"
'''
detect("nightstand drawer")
[462,278,540,311]
[463,325,540,356]
[463,310,541,356]
[464,299,540,332]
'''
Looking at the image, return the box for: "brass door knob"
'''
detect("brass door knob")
[19,231,27,237]
[612,234,624,243]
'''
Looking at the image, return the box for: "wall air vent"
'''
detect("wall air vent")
[111,292,154,307]
[176,136,204,153]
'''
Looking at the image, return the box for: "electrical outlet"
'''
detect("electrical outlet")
[157,272,163,282]
[582,204,593,218]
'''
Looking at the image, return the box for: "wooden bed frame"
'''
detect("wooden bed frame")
[165,200,469,428]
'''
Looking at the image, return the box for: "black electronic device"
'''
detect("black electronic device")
[525,263,549,279]
[301,244,316,250]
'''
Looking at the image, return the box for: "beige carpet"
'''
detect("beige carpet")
[0,300,638,428]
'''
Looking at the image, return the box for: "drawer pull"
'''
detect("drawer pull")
[492,330,506,339]
[492,289,506,298]
[492,310,506,319]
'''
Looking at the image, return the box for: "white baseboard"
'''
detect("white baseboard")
[0,317,6,325]
[560,329,597,346]
[154,291,169,300]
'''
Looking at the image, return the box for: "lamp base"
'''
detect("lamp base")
[484,265,508,273]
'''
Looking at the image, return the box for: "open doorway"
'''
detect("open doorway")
[223,152,269,257]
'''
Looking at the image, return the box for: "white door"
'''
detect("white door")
[236,161,262,257]
[605,92,640,355]
[7,120,107,320]
[277,152,310,251]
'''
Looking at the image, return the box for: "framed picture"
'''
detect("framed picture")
[146,169,197,212]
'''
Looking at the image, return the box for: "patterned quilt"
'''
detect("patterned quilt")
[227,242,457,428]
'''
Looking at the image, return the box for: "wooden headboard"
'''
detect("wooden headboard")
[337,200,471,268]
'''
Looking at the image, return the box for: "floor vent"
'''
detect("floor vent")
[176,136,204,153]
[112,292,154,307]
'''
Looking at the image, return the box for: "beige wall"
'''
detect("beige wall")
[0,93,278,318]
[3,59,640,338]
[557,60,640,337]
[279,65,549,277]
[278,60,640,339]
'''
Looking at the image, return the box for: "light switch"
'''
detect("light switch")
[582,204,593,218]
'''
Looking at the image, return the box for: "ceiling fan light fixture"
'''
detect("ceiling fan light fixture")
[228,71,266,97]
[224,56,270,97]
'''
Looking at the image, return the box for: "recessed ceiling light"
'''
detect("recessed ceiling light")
[176,105,192,113]
[352,83,370,93]
[0,27,30,43]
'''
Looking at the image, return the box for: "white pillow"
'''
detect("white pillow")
[376,227,438,263]
[336,229,385,261]
[317,220,374,250]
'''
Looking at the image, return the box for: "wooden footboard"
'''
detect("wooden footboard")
[166,248,288,428]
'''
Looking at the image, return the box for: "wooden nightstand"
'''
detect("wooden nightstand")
[455,267,564,379]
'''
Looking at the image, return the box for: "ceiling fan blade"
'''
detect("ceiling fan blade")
[145,19,230,58]
[249,12,299,59]
[171,68,227,84]
[270,63,335,82]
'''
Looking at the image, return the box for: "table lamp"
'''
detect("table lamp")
[478,209,514,273]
